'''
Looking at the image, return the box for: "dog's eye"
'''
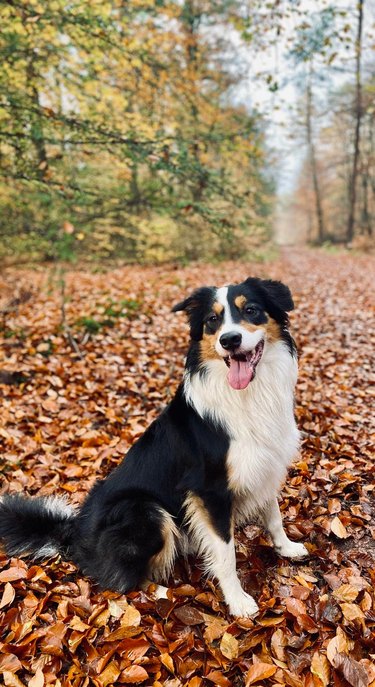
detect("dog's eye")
[207,314,218,323]
[245,305,259,316]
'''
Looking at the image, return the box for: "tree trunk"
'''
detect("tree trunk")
[346,0,364,243]
[306,64,325,244]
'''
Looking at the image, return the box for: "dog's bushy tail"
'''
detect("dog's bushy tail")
[0,494,76,560]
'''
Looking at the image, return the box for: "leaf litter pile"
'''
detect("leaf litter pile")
[0,249,374,687]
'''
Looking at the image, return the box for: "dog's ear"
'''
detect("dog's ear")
[258,279,294,312]
[171,293,198,314]
[172,287,213,340]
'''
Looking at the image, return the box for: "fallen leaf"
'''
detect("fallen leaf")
[0,582,15,608]
[0,567,27,582]
[160,653,174,674]
[121,604,141,627]
[311,651,330,686]
[2,672,25,687]
[340,603,364,622]
[331,653,369,687]
[220,632,239,660]
[333,585,359,602]
[330,517,349,539]
[119,665,149,683]
[174,605,203,625]
[28,669,44,687]
[245,662,277,685]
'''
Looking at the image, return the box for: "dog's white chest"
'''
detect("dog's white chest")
[185,341,300,507]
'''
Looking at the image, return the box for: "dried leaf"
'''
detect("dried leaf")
[330,517,349,539]
[206,671,232,687]
[2,672,25,687]
[121,604,141,627]
[160,653,174,674]
[245,662,277,685]
[174,605,203,625]
[0,582,15,608]
[220,632,239,660]
[333,585,359,602]
[311,651,330,686]
[28,670,44,687]
[0,567,27,582]
[340,603,364,622]
[331,654,369,687]
[99,661,121,686]
[120,666,149,683]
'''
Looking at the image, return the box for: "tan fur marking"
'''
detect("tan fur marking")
[183,492,234,565]
[149,509,179,583]
[263,318,281,342]
[234,295,247,310]
[239,320,259,333]
[200,334,221,362]
[213,302,224,316]
[237,318,281,342]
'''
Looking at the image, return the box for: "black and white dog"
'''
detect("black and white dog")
[0,277,308,617]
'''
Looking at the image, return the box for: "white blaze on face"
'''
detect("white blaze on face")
[215,286,264,358]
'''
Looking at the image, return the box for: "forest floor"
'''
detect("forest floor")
[0,249,374,687]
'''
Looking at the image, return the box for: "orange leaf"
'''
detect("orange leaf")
[333,585,359,602]
[245,662,277,685]
[311,651,330,686]
[120,666,149,683]
[220,632,239,660]
[0,567,27,583]
[28,669,45,687]
[160,653,174,673]
[330,517,349,539]
[206,671,232,687]
[0,582,15,609]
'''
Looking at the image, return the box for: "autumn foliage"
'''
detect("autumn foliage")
[0,249,374,686]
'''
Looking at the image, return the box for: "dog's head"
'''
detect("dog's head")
[172,278,294,390]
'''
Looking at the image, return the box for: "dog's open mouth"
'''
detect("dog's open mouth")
[224,340,264,390]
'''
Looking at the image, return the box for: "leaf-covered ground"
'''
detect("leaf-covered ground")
[0,249,374,687]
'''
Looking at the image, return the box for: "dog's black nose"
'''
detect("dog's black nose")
[219,331,242,350]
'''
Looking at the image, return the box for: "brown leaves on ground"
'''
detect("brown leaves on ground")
[0,249,374,686]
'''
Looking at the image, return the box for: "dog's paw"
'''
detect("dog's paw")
[276,541,309,559]
[227,589,259,618]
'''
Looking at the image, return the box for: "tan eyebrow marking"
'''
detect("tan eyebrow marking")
[234,295,247,309]
[213,302,224,316]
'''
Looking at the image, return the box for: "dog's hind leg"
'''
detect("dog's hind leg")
[73,499,178,594]
[262,498,308,559]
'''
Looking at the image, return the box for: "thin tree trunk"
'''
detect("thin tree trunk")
[306,64,325,244]
[347,0,364,243]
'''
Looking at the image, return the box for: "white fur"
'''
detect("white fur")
[262,498,308,558]
[35,496,75,559]
[44,495,76,519]
[215,286,264,357]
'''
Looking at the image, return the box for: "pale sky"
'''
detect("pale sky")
[220,0,374,195]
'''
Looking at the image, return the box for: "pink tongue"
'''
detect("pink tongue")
[227,359,254,390]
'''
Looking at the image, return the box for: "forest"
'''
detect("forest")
[0,2,374,687]
[0,0,373,262]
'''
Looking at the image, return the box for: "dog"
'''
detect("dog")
[0,277,308,617]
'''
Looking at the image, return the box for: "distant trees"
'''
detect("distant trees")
[0,0,273,262]
[289,0,373,245]
[347,0,364,244]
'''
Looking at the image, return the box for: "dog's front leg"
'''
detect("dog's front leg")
[263,497,308,558]
[198,528,259,618]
